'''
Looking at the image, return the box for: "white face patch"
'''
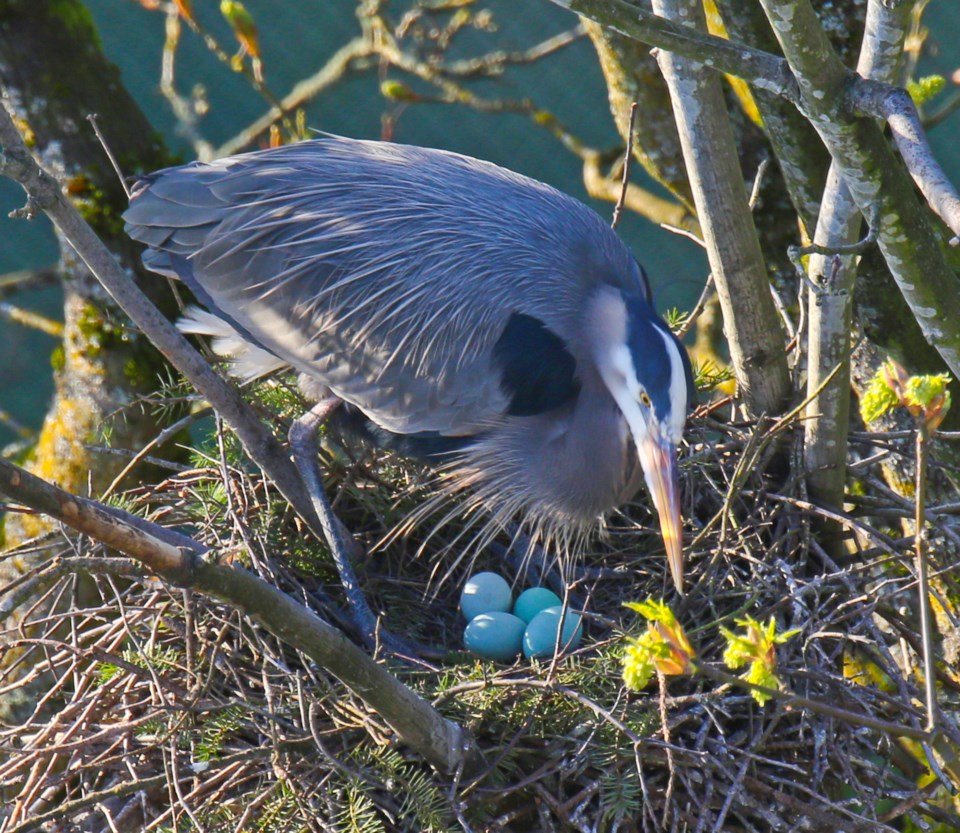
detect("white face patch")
[609,343,638,394]
[654,326,688,444]
[601,342,651,448]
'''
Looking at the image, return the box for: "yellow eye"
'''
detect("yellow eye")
[639,391,652,408]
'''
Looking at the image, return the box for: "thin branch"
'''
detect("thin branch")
[582,150,698,231]
[0,267,60,295]
[443,25,586,76]
[694,663,930,741]
[215,37,375,157]
[854,79,960,244]
[914,421,937,733]
[99,407,210,500]
[611,102,638,230]
[0,301,63,337]
[0,556,146,625]
[86,114,131,199]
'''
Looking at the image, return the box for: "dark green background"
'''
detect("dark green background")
[0,1,957,447]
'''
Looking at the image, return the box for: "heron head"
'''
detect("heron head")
[587,286,694,590]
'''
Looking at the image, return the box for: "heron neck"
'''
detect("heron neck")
[523,373,635,527]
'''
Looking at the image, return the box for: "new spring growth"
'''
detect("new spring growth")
[621,599,696,691]
[907,75,946,107]
[380,80,421,103]
[622,603,798,704]
[174,0,195,24]
[720,616,800,705]
[221,0,263,82]
[860,359,952,432]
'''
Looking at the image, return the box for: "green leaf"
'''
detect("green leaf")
[380,79,419,102]
[744,662,777,705]
[860,368,899,424]
[622,638,655,691]
[721,616,798,704]
[907,75,945,107]
[719,627,754,669]
[904,373,952,410]
[623,598,674,625]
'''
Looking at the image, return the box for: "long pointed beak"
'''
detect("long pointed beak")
[636,434,684,592]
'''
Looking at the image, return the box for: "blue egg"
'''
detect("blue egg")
[513,587,563,624]
[464,612,526,661]
[460,571,512,620]
[522,606,583,659]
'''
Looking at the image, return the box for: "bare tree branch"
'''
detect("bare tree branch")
[547,0,800,101]
[0,454,479,774]
[216,36,376,158]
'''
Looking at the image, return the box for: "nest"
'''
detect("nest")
[2,401,960,832]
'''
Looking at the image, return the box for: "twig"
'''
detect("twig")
[611,101,638,230]
[86,114,131,199]
[216,37,374,157]
[791,217,879,261]
[99,408,209,500]
[914,420,937,733]
[0,406,33,440]
[584,152,698,230]
[0,267,60,295]
[0,555,146,625]
[747,157,769,210]
[444,25,585,76]
[694,663,931,742]
[675,273,713,339]
[0,301,63,337]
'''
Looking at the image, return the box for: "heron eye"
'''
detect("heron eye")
[639,390,652,408]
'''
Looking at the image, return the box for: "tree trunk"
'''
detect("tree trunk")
[0,0,177,723]
[650,0,792,418]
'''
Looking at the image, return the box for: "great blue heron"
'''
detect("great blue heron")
[124,136,694,647]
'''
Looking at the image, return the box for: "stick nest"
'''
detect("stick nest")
[2,394,960,832]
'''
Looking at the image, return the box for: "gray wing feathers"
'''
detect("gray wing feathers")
[124,137,639,435]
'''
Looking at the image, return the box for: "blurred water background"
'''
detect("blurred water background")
[0,1,958,450]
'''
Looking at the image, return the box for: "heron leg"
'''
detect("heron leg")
[497,524,581,606]
[289,398,420,656]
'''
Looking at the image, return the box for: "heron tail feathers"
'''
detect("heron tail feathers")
[178,306,290,383]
